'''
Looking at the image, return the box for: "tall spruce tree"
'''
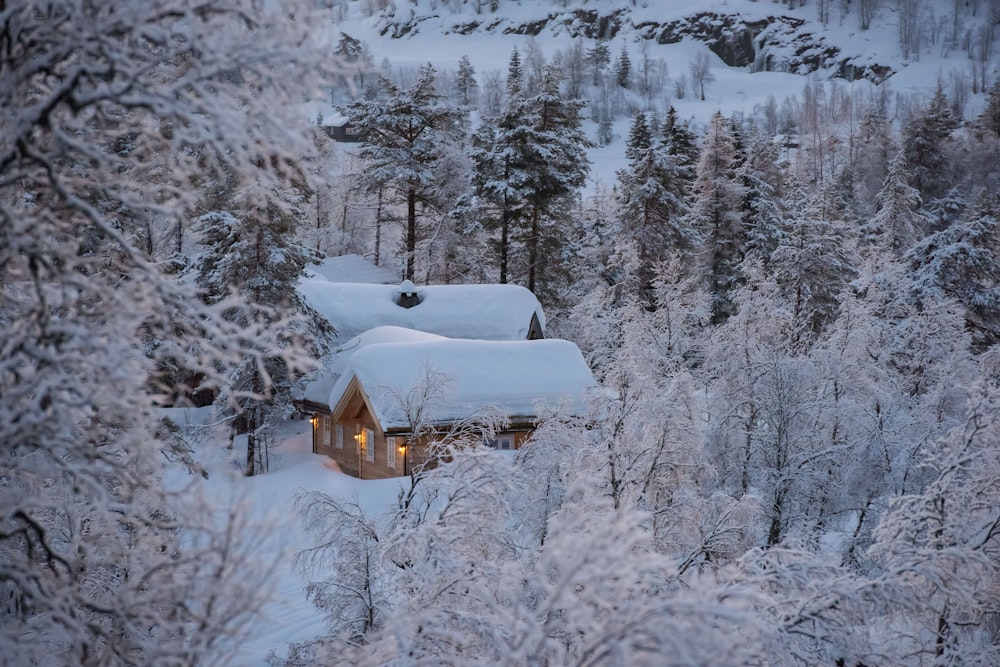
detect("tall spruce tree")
[739,126,785,267]
[469,48,533,285]
[523,63,592,294]
[864,150,927,255]
[770,183,857,337]
[689,112,746,323]
[346,63,467,280]
[194,188,322,476]
[614,43,632,89]
[663,105,700,172]
[586,41,611,85]
[902,85,958,202]
[470,51,591,292]
[977,77,1000,138]
[907,191,1000,350]
[455,55,478,106]
[616,112,694,299]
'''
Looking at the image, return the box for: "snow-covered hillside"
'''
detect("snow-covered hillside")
[323,0,998,109]
[312,0,1000,191]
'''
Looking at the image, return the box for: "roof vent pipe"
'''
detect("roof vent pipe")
[398,280,421,308]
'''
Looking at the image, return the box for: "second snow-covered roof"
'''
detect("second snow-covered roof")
[299,279,545,341]
[301,326,447,406]
[330,338,598,430]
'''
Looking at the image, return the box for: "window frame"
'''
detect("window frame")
[485,434,514,450]
[386,436,396,469]
[364,427,375,462]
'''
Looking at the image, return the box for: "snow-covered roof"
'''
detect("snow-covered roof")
[305,254,399,284]
[298,279,546,341]
[330,338,598,430]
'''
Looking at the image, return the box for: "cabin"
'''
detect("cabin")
[321,115,365,143]
[305,333,598,479]
[298,278,546,342]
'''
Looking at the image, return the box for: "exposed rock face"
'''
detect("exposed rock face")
[379,8,892,83]
[440,8,627,40]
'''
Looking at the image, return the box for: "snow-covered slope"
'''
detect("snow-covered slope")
[328,0,996,99]
[316,0,998,189]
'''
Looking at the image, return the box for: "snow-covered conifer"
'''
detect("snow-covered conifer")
[902,85,958,201]
[194,196,323,476]
[614,43,632,89]
[345,63,468,280]
[689,112,746,323]
[864,150,928,254]
[616,113,695,298]
[455,54,479,105]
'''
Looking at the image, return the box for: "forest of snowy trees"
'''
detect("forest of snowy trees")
[3,0,1000,665]
[284,45,1000,662]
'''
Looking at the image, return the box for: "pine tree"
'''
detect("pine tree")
[864,150,927,255]
[194,188,322,476]
[470,52,591,293]
[907,191,1000,350]
[334,32,365,62]
[506,45,523,98]
[689,112,746,323]
[662,106,699,181]
[771,183,857,336]
[739,127,785,266]
[586,41,611,85]
[616,112,694,299]
[522,64,593,294]
[902,85,958,201]
[624,111,653,159]
[614,43,632,89]
[455,55,478,106]
[976,77,1000,138]
[345,64,468,280]
[469,49,534,285]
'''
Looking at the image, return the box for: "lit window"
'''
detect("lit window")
[335,423,343,449]
[365,428,375,462]
[387,436,396,469]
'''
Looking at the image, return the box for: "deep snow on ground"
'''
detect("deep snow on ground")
[162,408,406,665]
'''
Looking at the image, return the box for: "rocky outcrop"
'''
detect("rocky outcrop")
[379,8,892,83]
[445,8,626,40]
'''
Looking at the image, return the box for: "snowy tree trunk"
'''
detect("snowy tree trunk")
[406,187,417,280]
[500,194,511,284]
[247,428,257,478]
[375,188,384,266]
[528,205,539,292]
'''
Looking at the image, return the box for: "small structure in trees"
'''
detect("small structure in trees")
[303,331,598,479]
[321,114,365,143]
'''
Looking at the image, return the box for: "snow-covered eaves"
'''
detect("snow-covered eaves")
[329,337,599,430]
[298,279,546,342]
[301,326,447,405]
